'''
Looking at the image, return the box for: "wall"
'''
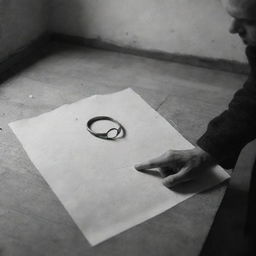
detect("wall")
[49,0,247,63]
[0,0,248,65]
[0,0,49,62]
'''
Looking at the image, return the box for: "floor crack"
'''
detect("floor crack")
[156,94,170,111]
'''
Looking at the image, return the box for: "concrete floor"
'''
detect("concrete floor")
[0,42,247,256]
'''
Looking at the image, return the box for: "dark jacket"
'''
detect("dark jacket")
[197,46,256,169]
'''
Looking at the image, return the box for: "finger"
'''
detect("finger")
[135,154,170,170]
[162,167,191,188]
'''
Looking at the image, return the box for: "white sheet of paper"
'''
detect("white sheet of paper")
[9,88,229,246]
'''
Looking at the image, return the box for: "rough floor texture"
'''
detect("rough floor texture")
[0,43,247,256]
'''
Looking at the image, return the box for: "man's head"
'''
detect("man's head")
[222,0,256,46]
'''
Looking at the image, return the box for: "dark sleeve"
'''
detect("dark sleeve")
[197,71,256,169]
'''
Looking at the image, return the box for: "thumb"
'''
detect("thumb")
[162,167,190,188]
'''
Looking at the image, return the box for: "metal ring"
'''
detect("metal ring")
[87,116,125,140]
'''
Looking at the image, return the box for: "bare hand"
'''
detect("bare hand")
[135,146,216,188]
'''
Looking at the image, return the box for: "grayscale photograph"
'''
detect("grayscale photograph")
[0,0,255,255]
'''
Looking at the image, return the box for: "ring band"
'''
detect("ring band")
[87,116,125,140]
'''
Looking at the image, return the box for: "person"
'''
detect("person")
[135,0,256,189]
[135,0,256,254]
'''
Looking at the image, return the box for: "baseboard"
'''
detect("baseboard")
[0,32,249,80]
[51,33,249,75]
[0,33,51,82]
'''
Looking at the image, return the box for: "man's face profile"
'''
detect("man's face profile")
[222,0,256,46]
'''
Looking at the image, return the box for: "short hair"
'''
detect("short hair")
[222,0,256,18]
